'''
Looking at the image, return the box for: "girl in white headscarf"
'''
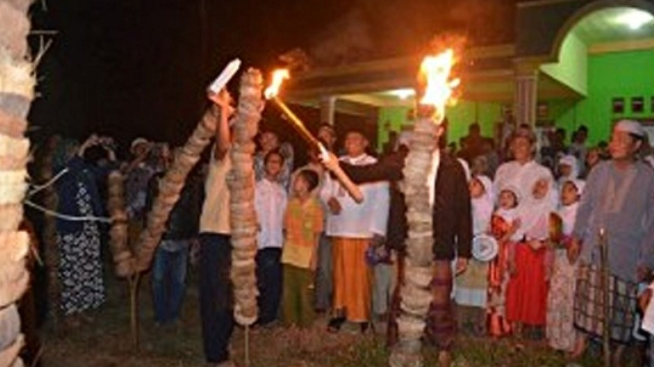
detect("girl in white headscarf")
[557,155,579,189]
[487,186,521,337]
[497,129,556,336]
[546,179,584,354]
[455,175,493,335]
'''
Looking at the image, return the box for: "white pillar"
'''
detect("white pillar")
[319,96,336,125]
[514,68,539,128]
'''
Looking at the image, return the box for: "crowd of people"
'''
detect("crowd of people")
[31,97,654,367]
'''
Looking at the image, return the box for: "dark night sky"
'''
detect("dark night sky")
[27,0,518,150]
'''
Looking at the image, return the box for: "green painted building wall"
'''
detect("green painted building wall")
[379,49,654,149]
[547,48,654,145]
[377,101,503,150]
[541,32,588,96]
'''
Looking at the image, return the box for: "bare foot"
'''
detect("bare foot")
[568,338,586,360]
[437,351,452,367]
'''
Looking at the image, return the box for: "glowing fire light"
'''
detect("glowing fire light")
[264,69,320,148]
[418,49,460,119]
[264,69,290,99]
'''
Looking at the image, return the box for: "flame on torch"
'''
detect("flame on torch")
[264,68,320,148]
[418,48,460,120]
[264,69,290,99]
[264,68,363,203]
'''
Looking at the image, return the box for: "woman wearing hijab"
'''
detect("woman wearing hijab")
[494,129,555,338]
[54,135,116,323]
[455,174,493,335]
[546,178,584,354]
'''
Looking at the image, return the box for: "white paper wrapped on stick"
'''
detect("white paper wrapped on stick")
[207,58,241,95]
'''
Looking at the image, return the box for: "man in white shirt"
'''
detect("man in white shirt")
[198,93,236,367]
[322,129,389,332]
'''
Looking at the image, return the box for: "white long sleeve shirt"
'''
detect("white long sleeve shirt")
[322,154,389,239]
[255,177,288,249]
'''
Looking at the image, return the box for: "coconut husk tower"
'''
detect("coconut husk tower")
[389,109,438,367]
[0,0,36,366]
[390,45,459,367]
[125,69,263,334]
[132,104,220,274]
[120,78,222,346]
[226,69,263,327]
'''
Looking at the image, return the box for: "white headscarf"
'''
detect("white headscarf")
[471,175,493,236]
[558,178,585,235]
[520,173,557,241]
[558,154,579,186]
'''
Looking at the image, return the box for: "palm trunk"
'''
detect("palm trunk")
[0,0,36,366]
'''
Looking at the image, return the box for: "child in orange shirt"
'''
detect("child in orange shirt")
[281,169,324,328]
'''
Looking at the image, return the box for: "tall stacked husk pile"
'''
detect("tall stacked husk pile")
[228,69,263,326]
[106,171,135,278]
[390,109,438,367]
[0,0,36,366]
[133,105,219,272]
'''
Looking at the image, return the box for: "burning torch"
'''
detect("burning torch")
[264,69,363,203]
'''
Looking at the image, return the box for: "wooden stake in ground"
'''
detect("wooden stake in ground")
[228,69,263,327]
[33,136,62,326]
[0,0,37,366]
[599,228,611,367]
[120,61,238,348]
[126,96,219,349]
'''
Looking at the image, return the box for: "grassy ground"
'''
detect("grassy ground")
[40,272,642,367]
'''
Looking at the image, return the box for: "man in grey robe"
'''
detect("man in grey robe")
[568,119,654,364]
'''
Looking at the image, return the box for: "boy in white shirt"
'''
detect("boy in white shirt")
[254,149,288,326]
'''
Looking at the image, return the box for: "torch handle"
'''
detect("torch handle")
[332,165,364,203]
[273,97,320,148]
[272,97,363,203]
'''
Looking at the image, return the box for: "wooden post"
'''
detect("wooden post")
[599,228,611,367]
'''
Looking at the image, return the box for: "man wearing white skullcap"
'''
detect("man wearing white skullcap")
[568,119,654,364]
